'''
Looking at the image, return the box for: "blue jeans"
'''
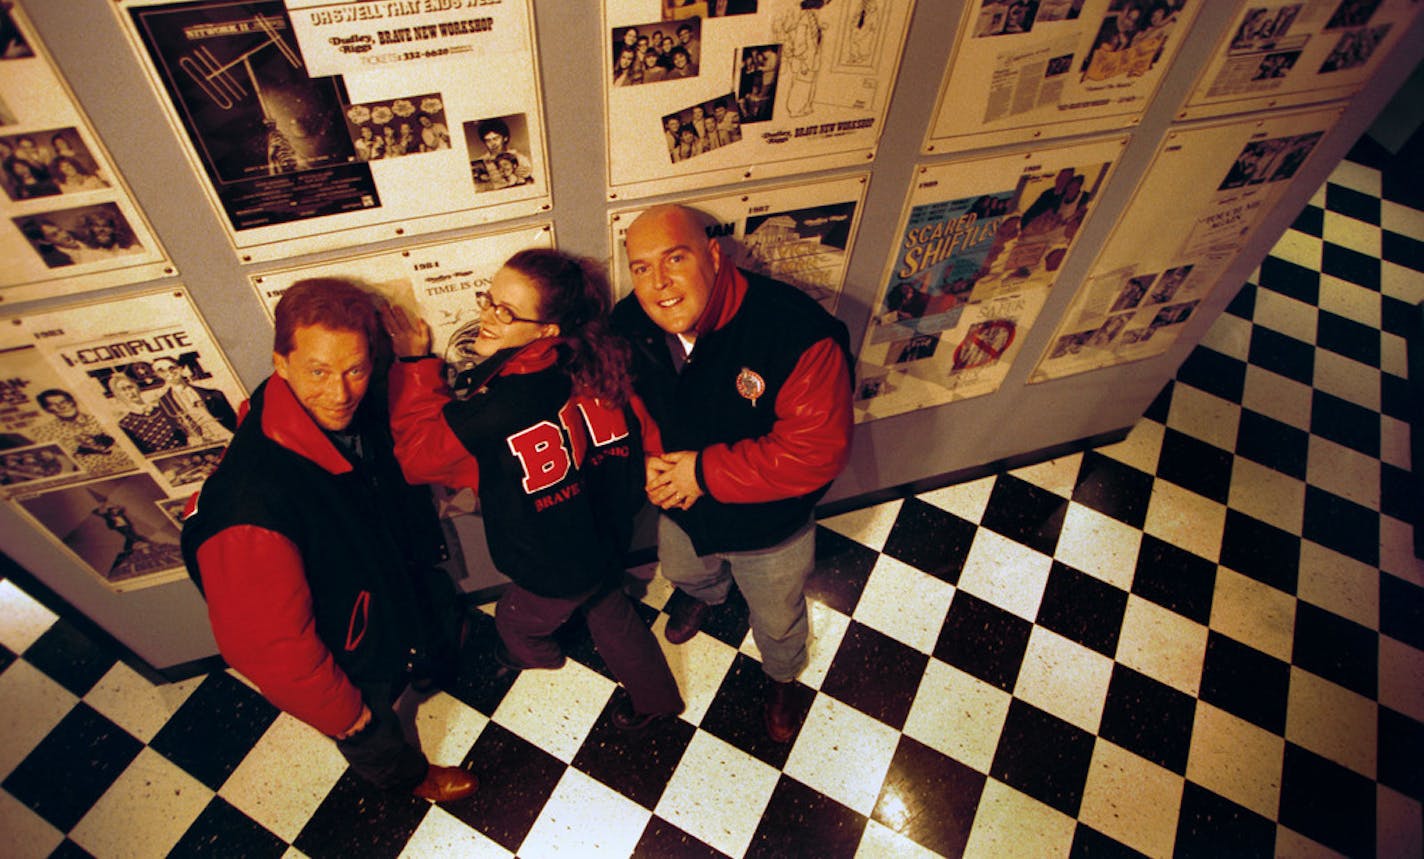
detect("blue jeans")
[657,515,814,683]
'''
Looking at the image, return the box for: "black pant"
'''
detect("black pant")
[333,682,428,791]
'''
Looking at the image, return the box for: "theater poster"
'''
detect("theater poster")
[119,0,549,262]
[0,1,170,301]
[604,0,914,199]
[1181,0,1422,120]
[251,222,553,391]
[1030,105,1340,382]
[608,174,869,313]
[925,0,1202,153]
[2,288,246,590]
[854,136,1125,424]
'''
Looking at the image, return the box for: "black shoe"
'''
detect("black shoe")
[610,691,674,732]
[664,596,712,645]
[494,644,565,674]
[765,678,799,743]
[411,765,478,802]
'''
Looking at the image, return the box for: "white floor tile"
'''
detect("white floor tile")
[493,660,615,764]
[519,768,651,858]
[903,660,1011,774]
[653,730,779,858]
[853,555,955,653]
[69,747,212,859]
[784,693,899,815]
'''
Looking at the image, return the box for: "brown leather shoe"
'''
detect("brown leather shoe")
[412,765,478,802]
[764,679,799,743]
[664,596,711,645]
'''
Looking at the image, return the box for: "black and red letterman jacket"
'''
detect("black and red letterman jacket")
[387,338,662,599]
[611,265,855,555]
[180,375,449,737]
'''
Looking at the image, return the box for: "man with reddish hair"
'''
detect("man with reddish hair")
[182,278,476,802]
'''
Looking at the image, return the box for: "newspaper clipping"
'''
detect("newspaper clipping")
[0,1,168,299]
[926,0,1200,152]
[1030,106,1340,382]
[121,0,549,260]
[2,289,246,590]
[604,0,913,198]
[609,174,869,313]
[855,137,1124,423]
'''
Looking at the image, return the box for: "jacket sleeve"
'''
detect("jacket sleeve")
[387,357,481,492]
[196,525,364,736]
[698,337,853,503]
[628,391,664,457]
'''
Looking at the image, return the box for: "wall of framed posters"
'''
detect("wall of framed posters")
[1,0,1421,672]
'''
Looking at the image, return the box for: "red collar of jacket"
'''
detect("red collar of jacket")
[693,262,748,337]
[259,375,355,475]
[502,337,560,373]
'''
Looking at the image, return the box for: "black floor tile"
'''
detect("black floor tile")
[1071,451,1155,529]
[1069,823,1148,858]
[821,621,927,730]
[292,770,430,859]
[1218,509,1301,595]
[1035,561,1129,658]
[1317,310,1381,367]
[1289,204,1323,238]
[1302,485,1380,568]
[979,473,1068,556]
[0,640,13,675]
[873,735,985,858]
[441,722,565,851]
[1346,134,1393,171]
[881,497,978,585]
[747,775,865,859]
[1143,381,1173,423]
[1322,242,1381,291]
[1380,571,1424,651]
[1292,601,1378,699]
[807,526,879,615]
[1235,409,1309,480]
[989,699,1095,817]
[1383,228,1424,274]
[444,610,519,715]
[665,586,751,650]
[169,797,287,859]
[1130,534,1216,625]
[1380,291,1416,339]
[22,618,117,697]
[573,694,696,810]
[1199,631,1291,735]
[1378,705,1423,802]
[1248,327,1315,387]
[1381,370,1412,422]
[1098,664,1195,774]
[1278,743,1376,857]
[699,654,809,769]
[148,671,279,791]
[1256,255,1321,306]
[1380,461,1416,525]
[1155,428,1235,505]
[933,590,1033,692]
[1174,781,1276,858]
[633,817,724,858]
[1324,183,1380,225]
[1311,391,1381,458]
[1173,348,1247,403]
[1,702,143,832]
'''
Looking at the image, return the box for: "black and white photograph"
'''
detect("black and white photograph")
[1148,299,1199,328]
[975,0,1041,37]
[611,17,701,86]
[660,96,743,164]
[1319,23,1391,72]
[1110,271,1155,311]
[344,95,451,161]
[1267,131,1322,181]
[154,495,192,529]
[128,0,377,231]
[12,202,145,269]
[465,113,536,193]
[1228,4,1303,53]
[888,333,940,364]
[742,199,855,309]
[1251,49,1301,80]
[736,44,780,123]
[0,1,32,60]
[153,444,225,488]
[2,127,110,200]
[1149,263,1192,302]
[1324,0,1382,29]
[0,445,80,487]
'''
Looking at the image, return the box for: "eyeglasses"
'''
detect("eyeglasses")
[475,291,551,326]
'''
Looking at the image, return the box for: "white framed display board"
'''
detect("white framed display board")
[0,0,171,302]
[1,288,247,591]
[602,0,914,200]
[249,221,555,383]
[1179,0,1422,120]
[1030,103,1343,382]
[116,0,551,263]
[924,0,1203,154]
[854,135,1127,424]
[607,173,870,314]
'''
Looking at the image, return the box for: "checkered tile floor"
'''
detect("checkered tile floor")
[3,137,1422,858]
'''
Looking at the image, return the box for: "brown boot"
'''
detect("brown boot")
[412,765,478,802]
[764,679,799,743]
[664,596,712,645]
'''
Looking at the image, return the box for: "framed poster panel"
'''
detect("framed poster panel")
[2,288,247,591]
[1030,104,1342,382]
[251,222,554,386]
[607,173,870,313]
[854,135,1126,424]
[603,0,914,200]
[1179,0,1422,120]
[118,0,551,263]
[0,1,171,302]
[925,0,1203,154]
